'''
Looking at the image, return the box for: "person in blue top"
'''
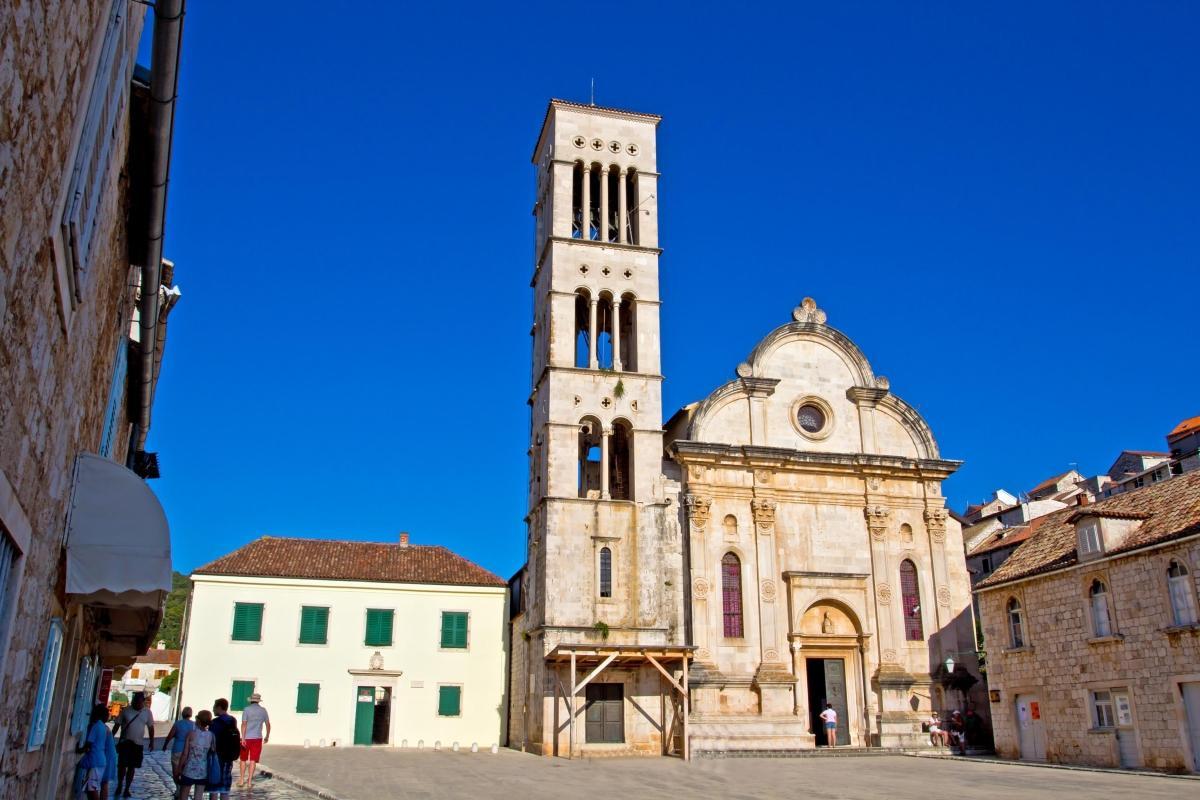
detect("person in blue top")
[75,704,112,800]
[103,722,118,800]
[163,707,195,784]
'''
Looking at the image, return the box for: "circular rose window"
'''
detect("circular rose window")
[797,404,826,434]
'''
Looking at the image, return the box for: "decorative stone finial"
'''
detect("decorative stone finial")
[735,362,753,378]
[792,297,827,325]
[875,376,890,390]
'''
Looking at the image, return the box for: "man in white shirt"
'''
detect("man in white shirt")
[112,692,155,798]
[237,693,271,788]
[819,703,838,747]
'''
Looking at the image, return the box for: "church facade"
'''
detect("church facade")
[507,100,981,757]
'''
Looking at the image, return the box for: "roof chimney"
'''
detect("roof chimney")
[399,531,410,547]
[1077,493,1089,506]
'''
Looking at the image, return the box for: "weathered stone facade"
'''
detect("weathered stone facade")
[0,3,180,796]
[977,473,1200,773]
[509,100,981,757]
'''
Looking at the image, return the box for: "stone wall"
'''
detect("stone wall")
[0,2,145,796]
[980,538,1200,772]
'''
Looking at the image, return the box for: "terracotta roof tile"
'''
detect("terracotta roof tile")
[134,649,181,666]
[193,537,505,588]
[968,514,1054,557]
[1169,415,1200,442]
[977,470,1200,589]
[1028,470,1075,495]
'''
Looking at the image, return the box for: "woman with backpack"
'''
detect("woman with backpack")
[206,699,240,800]
[173,709,213,800]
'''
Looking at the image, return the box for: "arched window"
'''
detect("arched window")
[599,547,612,598]
[625,169,640,245]
[1007,598,1025,648]
[574,290,592,368]
[1089,578,1113,637]
[721,553,744,638]
[1168,560,1197,626]
[596,294,614,370]
[899,560,923,641]
[577,418,602,498]
[617,294,637,372]
[609,420,633,501]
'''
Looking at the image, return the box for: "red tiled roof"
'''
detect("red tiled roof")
[134,649,181,666]
[548,98,662,121]
[1028,470,1075,495]
[194,537,505,588]
[968,514,1055,557]
[977,470,1200,589]
[1169,415,1200,443]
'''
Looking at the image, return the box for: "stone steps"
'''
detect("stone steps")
[695,746,994,759]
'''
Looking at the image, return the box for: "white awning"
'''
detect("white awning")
[66,453,171,610]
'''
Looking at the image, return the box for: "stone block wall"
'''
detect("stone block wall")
[0,2,146,796]
[980,539,1200,772]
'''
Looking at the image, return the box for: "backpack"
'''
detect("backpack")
[216,718,242,762]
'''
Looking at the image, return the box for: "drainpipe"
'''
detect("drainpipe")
[134,0,185,451]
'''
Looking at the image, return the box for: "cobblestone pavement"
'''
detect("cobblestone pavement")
[259,746,1195,800]
[124,750,316,800]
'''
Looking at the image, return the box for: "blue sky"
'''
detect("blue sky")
[146,3,1200,577]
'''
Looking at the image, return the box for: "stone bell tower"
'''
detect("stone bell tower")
[510,100,687,756]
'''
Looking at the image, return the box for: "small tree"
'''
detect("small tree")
[158,670,178,694]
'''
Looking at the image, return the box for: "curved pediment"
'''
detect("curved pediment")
[685,298,942,461]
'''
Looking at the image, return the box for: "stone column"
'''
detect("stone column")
[612,298,622,372]
[588,298,599,369]
[752,498,792,714]
[580,163,592,240]
[600,165,610,243]
[923,507,952,636]
[617,167,627,244]
[600,427,611,500]
[686,493,720,714]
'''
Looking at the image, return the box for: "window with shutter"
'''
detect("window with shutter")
[438,685,462,717]
[28,619,65,750]
[299,606,329,644]
[231,603,264,642]
[364,609,394,647]
[296,683,320,714]
[440,612,468,649]
[231,680,255,712]
[98,340,128,458]
[69,655,99,736]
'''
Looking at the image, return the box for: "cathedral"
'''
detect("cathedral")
[507,100,981,757]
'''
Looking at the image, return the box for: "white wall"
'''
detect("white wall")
[178,575,507,749]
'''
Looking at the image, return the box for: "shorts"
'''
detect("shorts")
[824,721,836,729]
[83,767,103,792]
[117,740,144,769]
[240,738,263,762]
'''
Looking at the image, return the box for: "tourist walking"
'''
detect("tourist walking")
[112,692,155,798]
[237,693,271,788]
[172,709,213,800]
[163,707,195,784]
[76,704,111,800]
[207,698,240,800]
[819,703,838,747]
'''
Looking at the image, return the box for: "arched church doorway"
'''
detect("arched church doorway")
[798,602,864,747]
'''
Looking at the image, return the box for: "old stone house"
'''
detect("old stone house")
[976,470,1200,773]
[507,100,981,758]
[0,2,185,797]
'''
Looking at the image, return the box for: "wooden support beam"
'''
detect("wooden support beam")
[644,652,685,696]
[569,650,576,760]
[682,654,690,762]
[574,652,617,693]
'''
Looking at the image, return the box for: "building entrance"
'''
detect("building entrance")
[806,658,850,746]
[353,685,392,746]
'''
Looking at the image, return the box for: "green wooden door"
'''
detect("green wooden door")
[353,686,375,746]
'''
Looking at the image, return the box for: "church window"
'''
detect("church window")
[618,294,637,372]
[900,523,913,545]
[624,170,640,245]
[574,290,592,368]
[1168,559,1197,626]
[596,294,615,370]
[578,418,602,498]
[1007,597,1025,648]
[609,420,633,501]
[899,560,923,641]
[599,547,612,598]
[797,403,826,434]
[721,553,744,638]
[1089,578,1113,637]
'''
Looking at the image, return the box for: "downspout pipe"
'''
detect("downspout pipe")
[134,0,185,451]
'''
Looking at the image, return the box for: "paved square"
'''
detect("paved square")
[260,747,1194,800]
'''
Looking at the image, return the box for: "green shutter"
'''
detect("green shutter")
[440,612,468,649]
[364,609,393,646]
[299,607,329,644]
[438,685,461,717]
[296,683,320,714]
[231,680,255,711]
[232,603,264,642]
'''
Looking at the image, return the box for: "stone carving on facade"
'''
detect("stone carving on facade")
[754,469,772,485]
[688,464,705,481]
[864,504,890,540]
[693,577,710,600]
[369,651,385,671]
[686,494,712,529]
[936,586,951,607]
[822,612,834,634]
[877,583,892,604]
[924,508,948,543]
[763,648,780,662]
[751,499,776,532]
[882,648,898,664]
[696,647,711,662]
[792,297,827,325]
[924,481,940,497]
[867,477,881,492]
[760,579,776,603]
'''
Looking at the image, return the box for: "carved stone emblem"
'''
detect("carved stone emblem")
[822,612,834,634]
[686,494,712,529]
[925,481,940,497]
[693,577,710,600]
[864,505,890,540]
[877,583,893,605]
[736,362,753,378]
[754,469,772,485]
[882,648,898,664]
[760,579,777,603]
[936,586,952,607]
[924,508,948,543]
[764,648,780,662]
[369,651,385,671]
[696,647,711,661]
[792,297,828,325]
[751,499,776,530]
[867,477,882,492]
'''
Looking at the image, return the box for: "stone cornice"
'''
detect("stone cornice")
[669,440,962,479]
